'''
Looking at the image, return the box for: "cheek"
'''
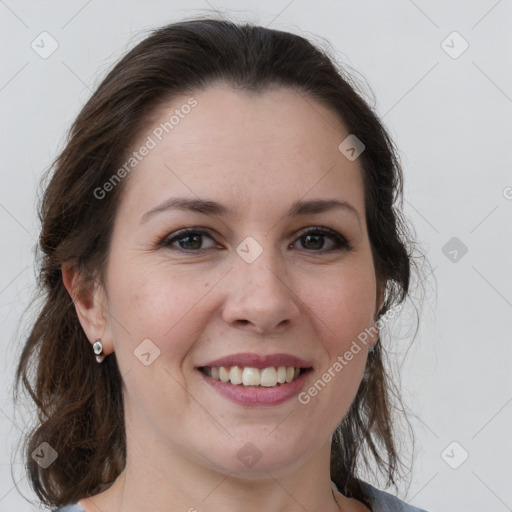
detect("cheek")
[299,264,377,348]
[297,271,375,416]
[106,261,214,359]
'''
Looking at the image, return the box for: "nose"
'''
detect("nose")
[221,249,301,335]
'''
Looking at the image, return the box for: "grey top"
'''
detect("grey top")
[54,481,428,511]
[358,481,428,511]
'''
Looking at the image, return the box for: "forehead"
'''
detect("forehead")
[118,84,365,219]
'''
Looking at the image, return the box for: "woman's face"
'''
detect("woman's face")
[97,84,380,477]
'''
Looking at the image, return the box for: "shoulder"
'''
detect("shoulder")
[53,505,86,512]
[358,481,429,512]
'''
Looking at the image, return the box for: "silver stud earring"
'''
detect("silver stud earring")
[93,339,105,363]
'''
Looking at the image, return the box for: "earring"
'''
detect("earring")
[93,339,105,363]
[369,335,380,353]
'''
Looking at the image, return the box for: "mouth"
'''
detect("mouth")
[195,352,314,406]
[198,365,313,388]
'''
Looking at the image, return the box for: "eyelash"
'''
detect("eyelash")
[159,226,352,254]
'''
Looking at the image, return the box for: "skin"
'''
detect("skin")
[63,84,383,512]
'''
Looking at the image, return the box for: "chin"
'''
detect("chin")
[198,435,316,479]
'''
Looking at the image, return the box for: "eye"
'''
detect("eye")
[292,227,351,252]
[160,228,218,251]
[158,226,351,254]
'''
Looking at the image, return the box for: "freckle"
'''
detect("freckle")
[204,282,209,287]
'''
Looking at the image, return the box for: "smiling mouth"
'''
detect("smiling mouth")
[198,365,313,387]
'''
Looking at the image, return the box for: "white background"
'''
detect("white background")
[1,1,511,511]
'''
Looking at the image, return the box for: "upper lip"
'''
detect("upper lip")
[198,352,313,369]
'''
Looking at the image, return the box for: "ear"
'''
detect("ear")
[369,279,386,349]
[61,262,114,356]
[375,279,386,318]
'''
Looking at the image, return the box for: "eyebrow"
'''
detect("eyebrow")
[140,197,362,228]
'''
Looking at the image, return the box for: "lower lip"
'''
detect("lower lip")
[197,369,312,407]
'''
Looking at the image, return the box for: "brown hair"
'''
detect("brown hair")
[15,16,424,508]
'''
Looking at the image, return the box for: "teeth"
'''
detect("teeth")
[277,366,287,384]
[242,367,260,386]
[219,367,229,382]
[229,366,243,385]
[204,365,304,387]
[260,367,278,387]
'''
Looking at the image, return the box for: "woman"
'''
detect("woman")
[15,17,428,512]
